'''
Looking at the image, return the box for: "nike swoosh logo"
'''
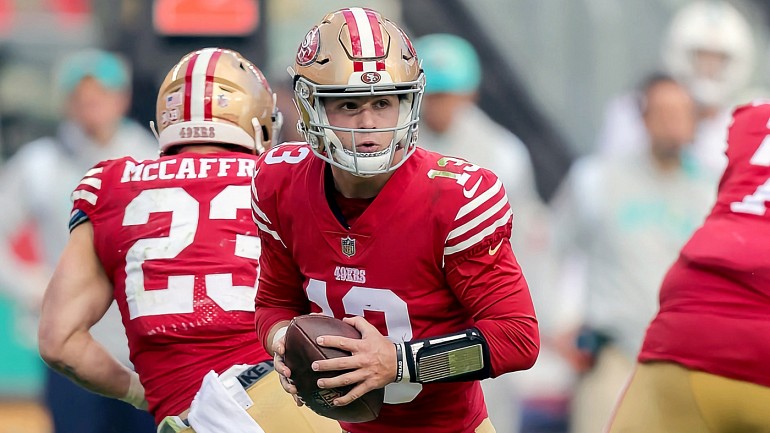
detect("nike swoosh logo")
[489,240,503,256]
[463,178,482,198]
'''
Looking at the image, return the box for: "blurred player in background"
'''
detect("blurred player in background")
[253,8,539,433]
[37,47,338,433]
[0,48,157,433]
[607,99,770,432]
[597,0,757,175]
[551,73,716,433]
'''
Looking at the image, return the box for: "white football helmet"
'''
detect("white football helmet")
[292,7,425,176]
[153,47,282,155]
[663,1,755,108]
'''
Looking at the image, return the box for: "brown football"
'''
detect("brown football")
[283,314,385,423]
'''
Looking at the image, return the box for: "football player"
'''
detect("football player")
[606,100,770,432]
[37,47,338,433]
[253,8,540,433]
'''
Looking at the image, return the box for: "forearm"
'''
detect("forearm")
[475,315,539,375]
[42,328,137,400]
[446,236,540,377]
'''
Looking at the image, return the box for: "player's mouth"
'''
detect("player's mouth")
[355,141,381,153]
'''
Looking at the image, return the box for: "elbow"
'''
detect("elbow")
[38,334,62,369]
[37,322,68,369]
[518,321,541,371]
[491,318,540,374]
[519,338,540,371]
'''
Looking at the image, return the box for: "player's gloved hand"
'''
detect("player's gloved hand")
[312,316,397,407]
[272,331,303,407]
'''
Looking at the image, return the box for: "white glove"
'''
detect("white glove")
[188,370,266,433]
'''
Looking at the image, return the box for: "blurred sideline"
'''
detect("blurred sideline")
[0,222,49,433]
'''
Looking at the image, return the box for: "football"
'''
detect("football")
[283,314,385,423]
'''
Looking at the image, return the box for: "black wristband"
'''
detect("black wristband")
[394,343,404,383]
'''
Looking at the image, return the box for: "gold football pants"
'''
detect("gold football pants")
[608,361,770,433]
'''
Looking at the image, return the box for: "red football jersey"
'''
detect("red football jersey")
[252,144,539,433]
[70,151,271,422]
[639,102,770,387]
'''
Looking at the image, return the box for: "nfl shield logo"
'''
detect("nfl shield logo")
[341,236,356,257]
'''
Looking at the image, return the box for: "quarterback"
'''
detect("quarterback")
[253,8,540,433]
[38,48,338,433]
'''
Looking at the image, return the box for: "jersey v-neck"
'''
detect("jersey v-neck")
[310,150,425,237]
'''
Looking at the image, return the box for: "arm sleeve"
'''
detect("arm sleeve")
[69,160,114,230]
[445,231,539,377]
[442,169,539,377]
[254,234,310,352]
[251,159,310,352]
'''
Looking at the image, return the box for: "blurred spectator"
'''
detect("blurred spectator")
[0,49,157,433]
[597,0,757,175]
[550,74,717,433]
[415,33,561,433]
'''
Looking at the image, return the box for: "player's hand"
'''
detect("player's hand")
[312,316,397,407]
[272,335,303,406]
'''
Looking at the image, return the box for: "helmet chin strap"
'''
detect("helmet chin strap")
[252,118,265,155]
[270,92,284,146]
[149,121,160,141]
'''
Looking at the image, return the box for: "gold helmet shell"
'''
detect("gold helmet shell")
[292,8,425,176]
[155,47,280,154]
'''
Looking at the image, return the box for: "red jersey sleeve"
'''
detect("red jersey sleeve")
[442,169,539,377]
[69,158,124,231]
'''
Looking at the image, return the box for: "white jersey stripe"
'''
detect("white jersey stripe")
[79,177,102,189]
[455,179,503,220]
[252,214,285,247]
[84,167,104,177]
[444,209,513,256]
[351,8,376,58]
[447,194,509,241]
[251,200,272,225]
[189,48,216,121]
[72,190,98,206]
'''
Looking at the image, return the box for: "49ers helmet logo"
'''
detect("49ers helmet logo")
[297,26,321,66]
[361,72,381,84]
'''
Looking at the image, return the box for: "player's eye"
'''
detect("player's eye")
[373,99,391,109]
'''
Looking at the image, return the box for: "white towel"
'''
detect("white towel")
[188,370,266,433]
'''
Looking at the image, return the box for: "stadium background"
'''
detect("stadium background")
[0,0,768,431]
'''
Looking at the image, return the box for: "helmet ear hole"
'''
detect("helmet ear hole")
[261,125,270,142]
